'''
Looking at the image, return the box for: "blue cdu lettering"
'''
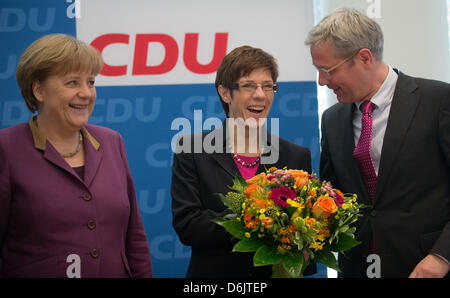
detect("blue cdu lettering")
[139,189,166,215]
[106,98,133,123]
[181,95,223,119]
[0,8,25,32]
[145,142,170,168]
[135,96,161,122]
[181,96,205,119]
[279,93,302,117]
[0,55,17,80]
[28,8,55,32]
[1,101,29,127]
[279,92,318,118]
[89,97,161,124]
[149,234,191,260]
[0,8,55,32]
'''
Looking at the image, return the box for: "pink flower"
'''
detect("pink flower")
[334,192,345,206]
[270,187,297,208]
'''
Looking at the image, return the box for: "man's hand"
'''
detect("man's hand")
[409,254,450,278]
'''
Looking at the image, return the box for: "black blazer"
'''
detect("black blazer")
[171,124,315,278]
[320,70,450,277]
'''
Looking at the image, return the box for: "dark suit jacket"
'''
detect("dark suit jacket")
[171,124,316,278]
[320,70,450,277]
[0,119,152,278]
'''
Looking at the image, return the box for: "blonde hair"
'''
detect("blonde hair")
[305,7,384,60]
[16,34,103,113]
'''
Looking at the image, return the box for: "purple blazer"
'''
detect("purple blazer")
[0,119,152,278]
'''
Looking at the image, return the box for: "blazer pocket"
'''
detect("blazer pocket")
[419,230,441,255]
[120,250,132,278]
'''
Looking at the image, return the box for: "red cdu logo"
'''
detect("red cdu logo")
[90,32,228,76]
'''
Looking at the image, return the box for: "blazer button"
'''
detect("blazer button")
[371,210,377,217]
[91,248,99,258]
[83,193,92,201]
[87,220,96,230]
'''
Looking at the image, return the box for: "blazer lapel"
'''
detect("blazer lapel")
[375,72,420,203]
[207,124,238,178]
[82,129,103,188]
[43,143,81,182]
[334,104,369,202]
[211,152,238,178]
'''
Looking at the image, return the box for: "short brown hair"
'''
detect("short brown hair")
[215,45,279,117]
[16,34,103,113]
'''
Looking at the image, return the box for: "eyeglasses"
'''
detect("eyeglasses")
[231,82,279,94]
[316,50,359,79]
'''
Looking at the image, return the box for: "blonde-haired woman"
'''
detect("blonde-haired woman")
[0,34,152,278]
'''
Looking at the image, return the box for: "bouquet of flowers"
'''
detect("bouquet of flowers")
[212,167,366,278]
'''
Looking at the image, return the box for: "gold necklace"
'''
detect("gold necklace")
[61,132,83,158]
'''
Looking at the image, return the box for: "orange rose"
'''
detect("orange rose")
[295,176,309,189]
[286,169,309,189]
[312,196,338,219]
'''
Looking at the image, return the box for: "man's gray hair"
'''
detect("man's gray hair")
[305,7,384,60]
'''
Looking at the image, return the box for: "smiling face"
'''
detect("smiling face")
[310,42,373,104]
[33,72,96,133]
[219,67,275,127]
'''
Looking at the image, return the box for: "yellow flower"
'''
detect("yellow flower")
[259,214,266,220]
[286,199,303,209]
[245,232,251,238]
[309,241,325,251]
[341,203,350,210]
[314,234,326,242]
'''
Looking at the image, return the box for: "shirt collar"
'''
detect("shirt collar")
[28,116,100,151]
[355,65,398,112]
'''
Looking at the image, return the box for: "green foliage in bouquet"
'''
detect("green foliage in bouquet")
[212,167,368,278]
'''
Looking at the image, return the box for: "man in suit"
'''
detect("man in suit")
[305,7,450,277]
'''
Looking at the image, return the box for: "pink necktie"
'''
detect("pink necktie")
[353,101,377,254]
[353,101,377,201]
